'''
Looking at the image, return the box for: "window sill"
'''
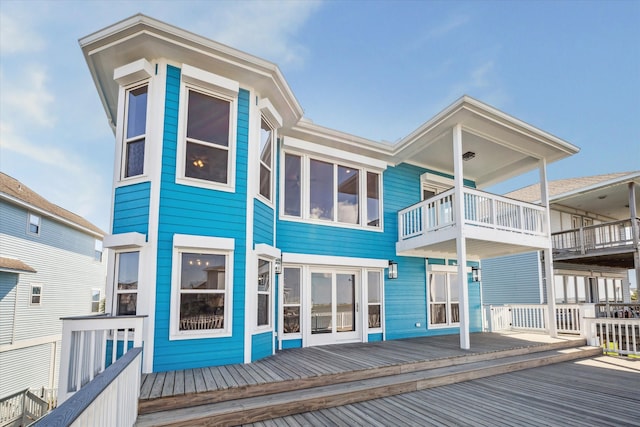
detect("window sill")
[116,175,150,187]
[170,329,232,341]
[176,176,235,193]
[279,215,383,233]
[427,323,460,329]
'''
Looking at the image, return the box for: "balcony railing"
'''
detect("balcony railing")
[57,315,145,404]
[398,187,546,242]
[551,218,639,256]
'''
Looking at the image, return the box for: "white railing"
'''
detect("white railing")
[57,315,145,404]
[486,304,582,334]
[33,347,142,427]
[583,318,640,356]
[552,218,639,256]
[0,388,48,427]
[398,187,546,242]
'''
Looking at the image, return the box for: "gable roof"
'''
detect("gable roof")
[506,172,639,203]
[0,173,105,237]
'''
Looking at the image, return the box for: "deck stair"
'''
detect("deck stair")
[135,338,600,426]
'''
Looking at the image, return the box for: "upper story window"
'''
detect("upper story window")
[115,251,139,315]
[259,118,274,202]
[91,289,102,313]
[94,239,103,262]
[282,152,382,229]
[30,284,43,306]
[123,84,148,178]
[28,213,41,235]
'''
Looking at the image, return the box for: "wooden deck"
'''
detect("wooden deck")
[140,332,583,402]
[246,356,640,427]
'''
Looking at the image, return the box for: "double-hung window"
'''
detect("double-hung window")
[257,259,272,327]
[115,251,139,315]
[30,284,43,306]
[91,289,102,313]
[283,153,382,229]
[122,84,148,178]
[28,213,40,235]
[428,271,459,326]
[259,118,274,201]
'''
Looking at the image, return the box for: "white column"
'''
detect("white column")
[539,159,557,337]
[629,182,640,294]
[453,124,470,349]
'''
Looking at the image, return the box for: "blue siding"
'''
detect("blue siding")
[152,65,250,371]
[254,199,274,246]
[0,272,18,345]
[113,182,151,236]
[368,333,383,342]
[281,339,302,349]
[0,201,98,257]
[251,331,272,361]
[482,252,541,305]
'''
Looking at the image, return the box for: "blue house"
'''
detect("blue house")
[80,14,579,375]
[0,173,106,399]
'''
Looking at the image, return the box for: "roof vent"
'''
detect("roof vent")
[462,151,476,161]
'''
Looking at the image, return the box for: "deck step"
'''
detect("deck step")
[135,344,601,426]
[138,337,585,416]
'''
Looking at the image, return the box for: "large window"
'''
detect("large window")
[257,259,272,327]
[122,84,148,178]
[429,272,459,326]
[182,88,232,186]
[259,118,274,201]
[176,251,229,333]
[283,152,381,229]
[367,271,382,328]
[282,267,301,334]
[115,251,139,315]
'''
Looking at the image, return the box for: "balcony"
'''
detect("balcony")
[397,187,549,259]
[551,218,640,268]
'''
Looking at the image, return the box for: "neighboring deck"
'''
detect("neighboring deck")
[137,332,606,426]
[248,355,640,427]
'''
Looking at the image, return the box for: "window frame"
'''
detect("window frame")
[281,266,302,336]
[366,270,383,331]
[113,250,140,316]
[30,283,43,306]
[427,270,460,328]
[257,258,273,329]
[28,213,41,235]
[175,69,238,193]
[170,237,234,340]
[257,116,275,204]
[280,150,383,231]
[91,289,102,313]
[120,82,149,180]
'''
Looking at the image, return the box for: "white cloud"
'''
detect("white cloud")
[406,13,471,51]
[0,11,46,54]
[2,65,56,127]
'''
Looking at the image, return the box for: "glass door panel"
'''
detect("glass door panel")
[336,274,355,333]
[311,273,332,334]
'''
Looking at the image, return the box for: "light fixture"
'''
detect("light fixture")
[193,159,205,168]
[388,260,398,280]
[462,151,476,161]
[274,258,282,275]
[472,266,482,282]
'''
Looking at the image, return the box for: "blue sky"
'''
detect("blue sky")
[1,0,639,233]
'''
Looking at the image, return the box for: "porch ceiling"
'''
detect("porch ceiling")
[398,238,545,261]
[393,97,579,189]
[554,249,637,269]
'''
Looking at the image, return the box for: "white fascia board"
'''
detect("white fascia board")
[173,234,235,250]
[283,136,388,171]
[181,64,239,97]
[103,232,147,249]
[282,253,388,268]
[258,98,283,128]
[427,264,472,273]
[114,58,154,86]
[255,243,281,260]
[421,173,454,187]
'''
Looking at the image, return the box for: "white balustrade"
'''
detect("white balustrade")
[583,317,640,356]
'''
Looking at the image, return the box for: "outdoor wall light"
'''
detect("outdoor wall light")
[388,260,398,280]
[274,258,282,275]
[472,266,481,282]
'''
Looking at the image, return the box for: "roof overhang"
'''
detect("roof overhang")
[79,14,304,133]
[0,257,37,274]
[391,96,580,188]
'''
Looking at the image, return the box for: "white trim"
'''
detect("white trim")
[0,334,61,353]
[181,64,239,97]
[283,253,388,268]
[173,234,234,250]
[113,58,153,86]
[258,98,283,128]
[255,243,281,260]
[283,136,388,171]
[427,264,472,273]
[103,232,146,249]
[420,172,454,188]
[245,90,258,363]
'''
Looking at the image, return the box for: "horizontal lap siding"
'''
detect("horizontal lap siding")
[0,342,53,397]
[251,331,272,361]
[113,182,151,235]
[482,252,541,305]
[152,65,249,371]
[254,199,274,246]
[281,338,302,349]
[0,272,18,345]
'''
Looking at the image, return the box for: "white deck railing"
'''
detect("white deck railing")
[552,218,639,256]
[398,187,546,242]
[584,318,640,356]
[57,315,145,404]
[33,347,142,427]
[486,304,582,334]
